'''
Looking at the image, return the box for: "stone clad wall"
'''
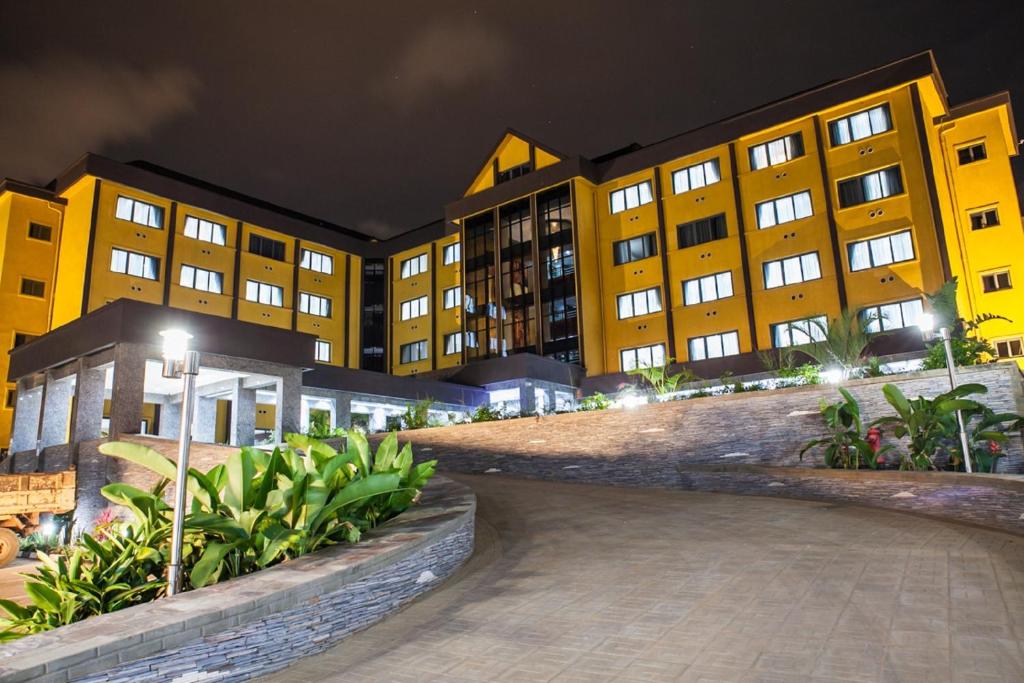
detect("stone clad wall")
[372,365,1024,477]
[0,477,475,683]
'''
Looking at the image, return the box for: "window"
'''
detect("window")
[18,278,45,298]
[860,298,924,333]
[756,191,813,229]
[995,338,1023,359]
[314,340,331,363]
[442,242,461,265]
[683,271,734,305]
[497,163,530,184]
[28,222,52,241]
[300,248,334,274]
[969,208,1000,230]
[179,265,224,294]
[771,315,828,348]
[678,214,727,249]
[672,159,721,194]
[400,295,428,320]
[400,340,428,364]
[110,248,160,280]
[115,196,164,228]
[299,292,332,317]
[245,280,284,307]
[609,181,653,214]
[443,286,461,310]
[749,133,804,170]
[847,230,915,271]
[620,343,666,372]
[763,252,821,289]
[837,166,903,208]
[5,390,14,409]
[688,331,740,361]
[13,333,36,348]
[829,104,893,146]
[400,253,428,278]
[982,271,1012,293]
[183,216,227,245]
[616,287,662,319]
[613,233,657,265]
[444,332,463,355]
[958,143,987,165]
[249,234,286,261]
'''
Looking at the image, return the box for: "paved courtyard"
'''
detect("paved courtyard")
[268,474,1024,682]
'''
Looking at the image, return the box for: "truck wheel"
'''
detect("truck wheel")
[0,528,18,568]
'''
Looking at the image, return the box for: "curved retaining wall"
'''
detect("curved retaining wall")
[0,476,475,683]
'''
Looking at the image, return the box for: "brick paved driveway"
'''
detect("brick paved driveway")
[263,475,1024,682]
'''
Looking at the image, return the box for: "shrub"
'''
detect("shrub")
[800,388,893,469]
[627,359,697,396]
[470,404,504,422]
[0,433,435,641]
[401,398,434,430]
[577,393,611,412]
[921,278,1008,369]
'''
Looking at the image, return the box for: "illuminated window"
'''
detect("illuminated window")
[300,248,334,274]
[749,133,804,170]
[444,332,463,355]
[829,104,892,145]
[400,295,428,320]
[110,248,160,280]
[688,331,740,361]
[400,253,428,278]
[179,265,224,294]
[616,287,662,319]
[756,191,813,228]
[860,298,924,333]
[683,271,733,305]
[442,242,461,265]
[770,316,827,348]
[957,142,987,165]
[183,216,227,245]
[299,292,332,317]
[609,181,653,214]
[115,196,164,228]
[245,280,284,307]
[443,286,461,310]
[847,230,914,271]
[314,340,331,363]
[763,252,821,289]
[613,233,657,265]
[671,159,721,194]
[620,343,665,371]
[837,166,903,208]
[400,340,428,364]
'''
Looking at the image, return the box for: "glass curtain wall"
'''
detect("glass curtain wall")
[537,184,580,364]
[499,198,536,355]
[464,211,497,360]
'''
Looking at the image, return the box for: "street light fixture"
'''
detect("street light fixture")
[159,328,200,595]
[916,313,973,473]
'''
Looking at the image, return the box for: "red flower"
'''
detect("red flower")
[988,441,1001,454]
[866,427,882,453]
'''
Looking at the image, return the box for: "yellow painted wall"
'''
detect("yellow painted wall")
[390,243,433,375]
[236,224,294,330]
[572,180,605,374]
[50,177,96,328]
[296,239,347,366]
[433,233,463,370]
[347,254,363,368]
[168,205,236,319]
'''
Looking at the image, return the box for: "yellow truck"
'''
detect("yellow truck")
[0,471,76,567]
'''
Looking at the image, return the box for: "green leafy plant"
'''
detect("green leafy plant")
[804,309,879,379]
[870,383,986,470]
[860,356,885,378]
[759,347,802,378]
[796,363,822,385]
[471,404,504,422]
[401,398,434,430]
[800,388,893,469]
[959,405,1023,473]
[0,433,435,641]
[627,359,696,396]
[577,393,611,412]
[18,532,62,555]
[921,278,1009,369]
[305,411,344,440]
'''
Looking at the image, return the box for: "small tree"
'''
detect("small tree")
[803,309,878,379]
[921,278,1008,369]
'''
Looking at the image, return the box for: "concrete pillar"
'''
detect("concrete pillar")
[10,381,43,454]
[38,375,74,449]
[336,395,352,430]
[519,381,536,417]
[70,365,106,445]
[230,381,256,447]
[275,370,302,441]
[193,397,218,444]
[108,343,147,438]
[158,397,181,439]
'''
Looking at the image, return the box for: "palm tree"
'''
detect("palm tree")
[803,309,878,379]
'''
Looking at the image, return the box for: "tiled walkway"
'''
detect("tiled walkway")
[263,475,1024,682]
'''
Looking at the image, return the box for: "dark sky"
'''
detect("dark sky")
[1,1,1022,238]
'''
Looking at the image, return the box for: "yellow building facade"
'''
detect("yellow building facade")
[2,51,1023,449]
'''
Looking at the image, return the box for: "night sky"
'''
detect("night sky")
[1,1,1022,238]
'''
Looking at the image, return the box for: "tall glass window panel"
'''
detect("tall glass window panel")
[847,230,915,271]
[620,343,666,371]
[830,104,892,145]
[184,216,227,245]
[672,159,721,194]
[609,181,653,214]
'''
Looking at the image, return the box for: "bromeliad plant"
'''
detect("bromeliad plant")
[0,432,435,641]
[800,388,893,469]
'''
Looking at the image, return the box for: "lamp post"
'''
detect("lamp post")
[159,329,199,595]
[916,314,973,473]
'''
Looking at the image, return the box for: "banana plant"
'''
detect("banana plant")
[800,388,893,469]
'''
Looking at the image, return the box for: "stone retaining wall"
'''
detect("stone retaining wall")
[0,476,475,683]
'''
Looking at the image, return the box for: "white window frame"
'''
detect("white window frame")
[847,230,915,272]
[671,158,721,194]
[442,242,461,266]
[400,253,428,279]
[755,190,813,229]
[771,315,828,348]
[620,343,666,372]
[616,287,663,320]
[183,215,227,245]
[763,252,822,289]
[609,181,654,214]
[245,279,284,307]
[683,271,733,305]
[400,295,429,320]
[859,298,924,333]
[828,103,893,146]
[442,286,461,310]
[400,340,428,364]
[299,292,332,317]
[444,332,463,355]
[115,196,164,229]
[314,340,332,363]
[688,331,740,361]
[110,247,160,280]
[179,264,224,294]
[300,248,334,275]
[994,338,1024,359]
[749,133,803,170]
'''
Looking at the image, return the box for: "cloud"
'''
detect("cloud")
[0,58,199,182]
[356,217,394,238]
[379,19,509,108]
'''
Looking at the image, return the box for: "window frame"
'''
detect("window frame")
[244,279,285,307]
[442,242,461,266]
[994,338,1024,359]
[299,248,334,275]
[616,287,663,320]
[314,339,332,363]
[183,215,228,246]
[178,264,224,294]
[846,229,916,272]
[969,207,1000,230]
[399,253,428,279]
[109,247,161,281]
[399,295,429,321]
[619,343,666,372]
[687,330,741,362]
[859,298,925,333]
[677,213,728,249]
[827,103,893,146]
[770,315,828,348]
[443,332,463,356]
[19,278,46,298]
[762,252,822,289]
[114,195,164,229]
[248,233,287,261]
[609,181,654,215]
[682,270,734,306]
[748,133,805,170]
[299,292,333,318]
[399,340,429,364]
[755,190,813,229]
[671,158,722,195]
[957,142,987,165]
[27,222,52,242]
[981,270,1012,293]
[442,286,461,310]
[836,165,904,209]
[612,232,658,266]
